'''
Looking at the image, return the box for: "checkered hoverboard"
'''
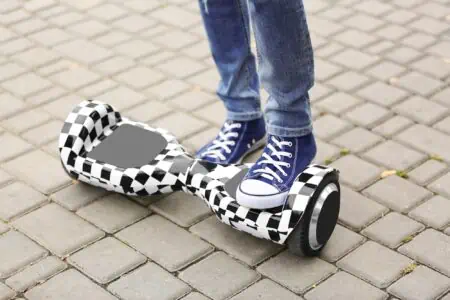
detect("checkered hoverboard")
[59,100,339,245]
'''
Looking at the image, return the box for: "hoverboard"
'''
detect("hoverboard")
[59,100,340,256]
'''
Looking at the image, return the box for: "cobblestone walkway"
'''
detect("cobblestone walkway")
[1,0,450,299]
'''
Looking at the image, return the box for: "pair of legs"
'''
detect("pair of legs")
[197,0,317,209]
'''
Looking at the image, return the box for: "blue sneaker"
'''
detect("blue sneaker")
[236,133,317,209]
[196,118,266,164]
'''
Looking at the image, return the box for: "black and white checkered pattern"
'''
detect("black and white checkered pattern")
[59,100,190,196]
[59,100,338,245]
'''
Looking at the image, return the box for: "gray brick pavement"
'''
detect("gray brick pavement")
[1,0,449,299]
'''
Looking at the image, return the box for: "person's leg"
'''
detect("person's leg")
[196,0,266,164]
[237,0,317,209]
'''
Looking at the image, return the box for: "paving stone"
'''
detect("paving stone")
[151,5,200,28]
[408,160,447,186]
[170,89,215,111]
[93,56,135,76]
[116,215,213,272]
[0,93,26,120]
[113,14,156,33]
[36,59,73,77]
[51,181,107,211]
[183,127,220,152]
[13,203,104,257]
[433,87,450,108]
[0,37,35,55]
[5,256,66,292]
[141,50,177,67]
[434,116,450,135]
[315,42,345,59]
[79,79,118,98]
[314,139,341,165]
[409,195,450,230]
[180,252,259,300]
[395,124,450,163]
[333,29,378,48]
[339,185,388,230]
[442,293,450,300]
[108,263,190,300]
[327,71,370,92]
[0,181,46,221]
[343,14,385,31]
[1,109,51,134]
[402,32,436,50]
[366,61,406,81]
[96,86,146,111]
[191,216,282,266]
[428,171,450,200]
[362,140,426,170]
[426,41,450,58]
[153,29,200,50]
[152,112,208,140]
[385,9,417,24]
[0,230,47,278]
[188,69,220,93]
[320,224,365,263]
[356,81,409,107]
[330,155,382,191]
[331,127,383,153]
[123,100,171,123]
[363,175,432,213]
[399,229,450,276]
[88,3,127,21]
[304,271,388,300]
[231,279,303,300]
[355,0,393,16]
[182,292,210,300]
[182,40,212,60]
[344,103,392,128]
[330,49,379,70]
[373,115,413,138]
[409,16,448,35]
[156,57,206,79]
[362,212,424,248]
[0,222,9,234]
[77,194,148,233]
[68,237,146,284]
[55,39,112,65]
[41,94,84,121]
[366,40,396,55]
[114,66,165,90]
[21,120,63,146]
[50,67,100,90]
[28,27,72,46]
[0,283,15,300]
[257,250,336,293]
[114,39,159,59]
[2,73,52,98]
[150,192,211,227]
[67,19,109,38]
[394,71,443,96]
[313,114,353,141]
[388,265,450,300]
[412,56,450,79]
[315,92,362,115]
[94,31,131,47]
[393,96,448,125]
[12,47,59,68]
[193,101,227,126]
[0,168,12,187]
[0,133,33,163]
[2,150,71,194]
[146,79,190,100]
[47,10,84,26]
[337,241,412,288]
[25,269,117,300]
[314,58,342,81]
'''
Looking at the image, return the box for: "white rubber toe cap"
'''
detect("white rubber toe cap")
[236,179,289,209]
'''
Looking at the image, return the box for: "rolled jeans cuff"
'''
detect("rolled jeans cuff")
[227,110,263,122]
[267,123,313,137]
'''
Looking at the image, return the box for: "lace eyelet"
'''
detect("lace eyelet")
[288,153,293,158]
[278,179,283,183]
[288,142,293,147]
[287,163,291,167]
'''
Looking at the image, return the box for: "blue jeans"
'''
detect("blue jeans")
[199,0,314,137]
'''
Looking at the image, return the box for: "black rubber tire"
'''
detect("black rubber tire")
[287,172,340,257]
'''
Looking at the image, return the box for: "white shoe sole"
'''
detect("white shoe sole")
[236,187,289,209]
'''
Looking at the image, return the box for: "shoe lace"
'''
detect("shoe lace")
[253,136,293,183]
[200,122,242,161]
